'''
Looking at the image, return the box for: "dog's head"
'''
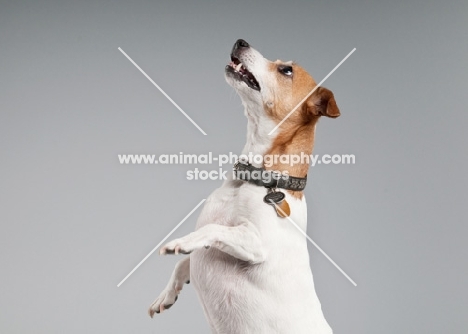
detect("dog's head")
[225,39,340,126]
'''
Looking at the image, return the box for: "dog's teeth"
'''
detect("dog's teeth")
[235,63,243,72]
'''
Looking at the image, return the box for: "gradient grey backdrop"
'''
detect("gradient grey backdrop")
[1,0,467,333]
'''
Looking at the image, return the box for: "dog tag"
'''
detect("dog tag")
[263,191,285,204]
[275,200,291,218]
[263,191,291,218]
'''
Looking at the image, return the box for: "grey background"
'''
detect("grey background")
[1,0,467,333]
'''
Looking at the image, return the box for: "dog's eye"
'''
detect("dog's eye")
[278,65,293,77]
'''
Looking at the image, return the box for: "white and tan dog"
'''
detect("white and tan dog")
[149,39,340,333]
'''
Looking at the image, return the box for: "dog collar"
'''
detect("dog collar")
[233,161,307,191]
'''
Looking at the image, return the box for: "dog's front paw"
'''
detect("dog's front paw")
[159,233,211,255]
[148,289,179,318]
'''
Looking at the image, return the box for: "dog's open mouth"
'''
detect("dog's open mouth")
[226,56,260,91]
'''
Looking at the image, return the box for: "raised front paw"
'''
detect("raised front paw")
[159,232,211,256]
[148,289,179,318]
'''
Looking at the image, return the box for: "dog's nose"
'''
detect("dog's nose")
[231,39,250,56]
[235,39,250,49]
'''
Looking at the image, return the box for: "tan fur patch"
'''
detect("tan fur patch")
[263,62,338,199]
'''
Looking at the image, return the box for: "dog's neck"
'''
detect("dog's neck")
[240,104,277,167]
[265,120,318,199]
[239,103,319,198]
[265,120,318,178]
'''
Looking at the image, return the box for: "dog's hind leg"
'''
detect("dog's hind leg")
[148,256,190,317]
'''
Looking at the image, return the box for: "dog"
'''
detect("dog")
[148,39,340,333]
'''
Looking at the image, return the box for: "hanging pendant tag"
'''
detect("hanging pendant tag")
[263,190,290,218]
[275,200,291,218]
[263,191,285,204]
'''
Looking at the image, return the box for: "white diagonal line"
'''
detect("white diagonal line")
[270,200,357,286]
[118,47,207,136]
[117,199,206,287]
[268,48,356,135]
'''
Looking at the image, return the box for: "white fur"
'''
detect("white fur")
[149,44,332,334]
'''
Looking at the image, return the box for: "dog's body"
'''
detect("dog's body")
[149,39,340,333]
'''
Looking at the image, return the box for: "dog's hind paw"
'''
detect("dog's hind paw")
[148,289,179,318]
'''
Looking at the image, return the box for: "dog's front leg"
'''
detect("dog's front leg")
[148,256,190,318]
[160,220,266,263]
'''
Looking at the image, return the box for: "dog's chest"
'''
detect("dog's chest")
[190,183,311,291]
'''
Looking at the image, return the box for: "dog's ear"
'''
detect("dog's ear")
[306,87,340,118]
